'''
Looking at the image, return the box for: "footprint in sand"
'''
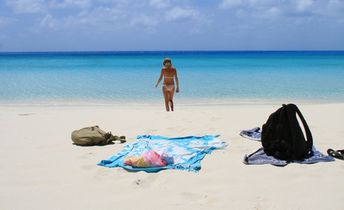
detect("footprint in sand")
[252,197,269,210]
[18,113,35,116]
[133,174,158,187]
[81,164,94,170]
[135,179,142,185]
[211,117,221,121]
[145,129,158,133]
[180,192,205,201]
[79,152,94,159]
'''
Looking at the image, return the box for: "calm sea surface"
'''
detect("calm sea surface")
[1,51,344,104]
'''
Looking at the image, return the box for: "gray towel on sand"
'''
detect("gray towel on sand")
[240,127,334,166]
[239,127,261,141]
[244,147,334,166]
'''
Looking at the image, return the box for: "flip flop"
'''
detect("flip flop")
[337,149,344,154]
[327,149,344,160]
[336,150,344,159]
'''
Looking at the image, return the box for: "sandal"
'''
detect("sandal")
[327,149,344,160]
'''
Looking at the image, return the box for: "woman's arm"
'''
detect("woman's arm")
[155,69,164,88]
[175,69,179,93]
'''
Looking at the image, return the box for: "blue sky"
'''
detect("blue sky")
[0,0,344,51]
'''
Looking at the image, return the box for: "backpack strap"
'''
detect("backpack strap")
[287,104,313,151]
[294,105,313,150]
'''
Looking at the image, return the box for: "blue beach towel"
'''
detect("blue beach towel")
[240,127,334,166]
[98,135,226,172]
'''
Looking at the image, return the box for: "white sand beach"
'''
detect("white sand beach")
[0,102,343,210]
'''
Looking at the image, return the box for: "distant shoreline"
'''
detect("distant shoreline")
[1,98,343,108]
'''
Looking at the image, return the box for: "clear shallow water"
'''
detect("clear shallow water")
[0,51,344,104]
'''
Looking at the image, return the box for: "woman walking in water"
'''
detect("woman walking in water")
[155,58,179,112]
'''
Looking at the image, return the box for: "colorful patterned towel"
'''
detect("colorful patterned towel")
[98,135,226,172]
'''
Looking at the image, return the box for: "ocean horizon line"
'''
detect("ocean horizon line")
[1,50,344,56]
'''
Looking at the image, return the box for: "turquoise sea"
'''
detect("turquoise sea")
[0,51,344,104]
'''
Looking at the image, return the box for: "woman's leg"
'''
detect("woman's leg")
[162,86,169,111]
[169,86,175,111]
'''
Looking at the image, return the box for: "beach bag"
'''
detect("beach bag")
[261,104,313,161]
[71,125,125,146]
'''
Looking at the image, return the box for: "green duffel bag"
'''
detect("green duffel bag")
[71,125,126,146]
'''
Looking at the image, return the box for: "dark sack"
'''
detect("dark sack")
[261,104,313,161]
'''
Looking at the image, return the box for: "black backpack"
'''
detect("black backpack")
[261,104,313,161]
